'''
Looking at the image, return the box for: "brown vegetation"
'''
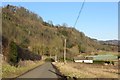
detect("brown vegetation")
[53,62,118,78]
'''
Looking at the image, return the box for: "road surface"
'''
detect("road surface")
[18,62,61,78]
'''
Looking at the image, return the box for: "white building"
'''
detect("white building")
[74,57,93,63]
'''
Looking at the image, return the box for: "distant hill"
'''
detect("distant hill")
[99,40,118,46]
[2,5,117,62]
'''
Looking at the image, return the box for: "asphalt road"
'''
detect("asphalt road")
[18,62,61,78]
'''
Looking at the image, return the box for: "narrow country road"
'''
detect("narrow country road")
[18,62,61,78]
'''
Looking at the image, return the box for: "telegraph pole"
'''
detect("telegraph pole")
[55,54,57,62]
[55,48,58,62]
[64,39,66,63]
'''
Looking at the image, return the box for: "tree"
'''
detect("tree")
[55,24,61,28]
[42,21,49,26]
[20,37,30,48]
[78,44,86,53]
[48,20,53,27]
[62,23,68,27]
[9,41,18,65]
[44,47,50,56]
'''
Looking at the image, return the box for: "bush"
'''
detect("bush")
[93,60,106,64]
[78,44,86,53]
[20,37,30,48]
[9,41,19,65]
[45,58,55,62]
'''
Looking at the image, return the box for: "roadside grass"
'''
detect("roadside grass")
[53,62,118,78]
[53,62,94,78]
[2,60,45,78]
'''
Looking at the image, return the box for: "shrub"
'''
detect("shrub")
[45,58,55,62]
[78,44,86,53]
[9,41,19,65]
[93,60,105,64]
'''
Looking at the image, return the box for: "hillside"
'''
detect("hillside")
[99,40,118,46]
[2,5,116,62]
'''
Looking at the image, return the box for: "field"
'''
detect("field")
[2,60,44,78]
[96,51,118,55]
[53,62,118,78]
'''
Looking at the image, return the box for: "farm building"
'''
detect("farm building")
[74,54,118,64]
[74,57,93,63]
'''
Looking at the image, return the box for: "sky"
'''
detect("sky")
[2,2,118,41]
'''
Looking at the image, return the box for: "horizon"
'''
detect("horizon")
[2,2,118,41]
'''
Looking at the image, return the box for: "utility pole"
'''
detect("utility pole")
[64,38,66,63]
[55,48,58,62]
[55,54,57,62]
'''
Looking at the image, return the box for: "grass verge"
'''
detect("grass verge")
[2,60,44,78]
[53,62,118,78]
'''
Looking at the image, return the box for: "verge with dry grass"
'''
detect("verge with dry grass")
[2,60,44,78]
[53,62,118,78]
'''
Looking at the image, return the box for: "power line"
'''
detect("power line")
[73,0,86,28]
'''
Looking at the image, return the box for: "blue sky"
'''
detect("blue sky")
[2,2,118,40]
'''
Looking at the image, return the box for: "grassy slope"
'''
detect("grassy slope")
[2,60,45,78]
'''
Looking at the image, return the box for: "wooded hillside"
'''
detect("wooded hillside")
[2,5,117,63]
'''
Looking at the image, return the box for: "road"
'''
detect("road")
[18,62,62,78]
